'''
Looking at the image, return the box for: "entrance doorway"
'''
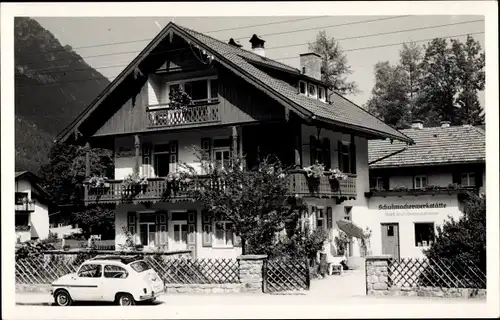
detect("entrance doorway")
[154,153,171,177]
[381,223,400,260]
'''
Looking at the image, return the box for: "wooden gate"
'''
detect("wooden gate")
[263,258,310,293]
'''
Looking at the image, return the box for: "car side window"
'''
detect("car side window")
[104,265,129,279]
[77,264,102,278]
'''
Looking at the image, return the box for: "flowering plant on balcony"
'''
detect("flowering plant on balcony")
[15,225,31,232]
[303,162,325,193]
[123,173,149,186]
[121,173,149,202]
[169,87,193,110]
[163,171,193,199]
[328,168,348,181]
[85,176,110,189]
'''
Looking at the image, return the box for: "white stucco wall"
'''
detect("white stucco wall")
[354,194,462,259]
[30,201,49,239]
[15,179,32,197]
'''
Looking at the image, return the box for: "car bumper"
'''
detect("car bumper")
[139,289,164,301]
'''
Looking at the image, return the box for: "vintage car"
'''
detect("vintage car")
[51,255,164,306]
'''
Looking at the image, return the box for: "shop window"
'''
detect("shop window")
[461,172,476,187]
[414,222,435,247]
[414,175,428,189]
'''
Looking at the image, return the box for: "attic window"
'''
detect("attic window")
[299,81,307,95]
[318,87,326,101]
[308,84,317,98]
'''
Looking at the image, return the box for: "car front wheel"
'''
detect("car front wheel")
[54,290,73,306]
[116,293,135,306]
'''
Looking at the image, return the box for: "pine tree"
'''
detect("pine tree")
[308,30,358,96]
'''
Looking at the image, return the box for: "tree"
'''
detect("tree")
[414,38,462,126]
[365,61,411,128]
[399,42,423,117]
[451,35,485,125]
[40,143,115,237]
[308,30,358,95]
[180,147,304,255]
[424,192,486,273]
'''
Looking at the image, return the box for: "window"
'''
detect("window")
[370,177,384,190]
[318,87,326,101]
[78,264,102,278]
[308,84,317,98]
[104,265,129,279]
[414,223,435,247]
[130,261,152,273]
[15,214,29,226]
[387,225,394,237]
[461,172,476,187]
[299,81,307,95]
[316,208,325,229]
[338,142,351,173]
[15,192,28,205]
[215,221,234,247]
[344,206,352,221]
[213,138,231,170]
[414,175,428,189]
[166,77,218,105]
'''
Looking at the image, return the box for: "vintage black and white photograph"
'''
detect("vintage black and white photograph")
[1,1,498,319]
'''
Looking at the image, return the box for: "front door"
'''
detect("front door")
[154,153,170,177]
[381,223,400,260]
[171,222,188,251]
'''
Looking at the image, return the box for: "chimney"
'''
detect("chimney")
[228,38,243,48]
[300,52,322,81]
[249,34,265,57]
[441,120,451,128]
[411,120,424,130]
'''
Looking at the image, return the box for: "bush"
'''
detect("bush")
[15,240,56,260]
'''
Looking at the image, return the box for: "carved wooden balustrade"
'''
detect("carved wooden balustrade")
[147,102,221,128]
[84,171,357,205]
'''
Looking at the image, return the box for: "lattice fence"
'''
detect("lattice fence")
[264,258,310,293]
[146,256,239,284]
[389,258,486,289]
[148,104,220,127]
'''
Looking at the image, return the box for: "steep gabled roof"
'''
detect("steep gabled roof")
[368,125,486,168]
[56,22,412,144]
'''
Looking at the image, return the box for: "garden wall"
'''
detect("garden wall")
[365,256,487,299]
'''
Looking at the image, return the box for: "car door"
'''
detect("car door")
[72,263,103,301]
[101,264,130,302]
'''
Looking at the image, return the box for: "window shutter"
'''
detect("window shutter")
[201,209,212,247]
[187,210,197,252]
[350,135,357,174]
[310,136,317,165]
[337,141,343,171]
[201,138,212,160]
[142,143,152,177]
[127,212,136,238]
[322,138,331,169]
[169,140,178,172]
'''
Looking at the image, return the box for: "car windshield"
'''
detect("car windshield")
[129,260,151,273]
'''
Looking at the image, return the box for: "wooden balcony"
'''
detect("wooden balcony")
[84,172,357,205]
[15,199,35,212]
[147,102,221,128]
[287,171,357,199]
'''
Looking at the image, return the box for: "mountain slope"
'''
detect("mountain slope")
[15,17,111,174]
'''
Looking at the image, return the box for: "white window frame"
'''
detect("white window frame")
[212,219,235,248]
[318,87,326,102]
[308,83,318,99]
[372,176,384,189]
[414,175,428,189]
[164,75,218,106]
[299,80,308,96]
[461,172,476,187]
[316,207,326,230]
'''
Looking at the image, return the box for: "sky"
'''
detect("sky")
[34,15,485,107]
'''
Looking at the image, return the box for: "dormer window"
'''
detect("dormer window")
[308,84,317,98]
[299,80,307,95]
[318,87,326,102]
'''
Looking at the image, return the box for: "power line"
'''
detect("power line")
[23,15,412,66]
[19,16,329,59]
[15,31,484,88]
[275,31,485,60]
[19,20,484,77]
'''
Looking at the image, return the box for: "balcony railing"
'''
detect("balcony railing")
[15,199,35,212]
[84,171,357,205]
[287,171,357,198]
[147,102,221,128]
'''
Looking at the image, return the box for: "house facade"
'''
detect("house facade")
[56,23,412,259]
[360,121,485,259]
[15,171,50,242]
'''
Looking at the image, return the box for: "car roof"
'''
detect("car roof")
[87,255,144,265]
